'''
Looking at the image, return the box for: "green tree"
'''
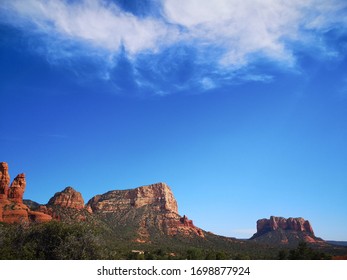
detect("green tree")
[288,242,330,260]
[186,248,204,260]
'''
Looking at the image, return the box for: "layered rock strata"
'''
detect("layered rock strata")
[87,182,178,213]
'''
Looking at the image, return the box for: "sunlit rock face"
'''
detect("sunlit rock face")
[87,182,204,240]
[87,182,178,213]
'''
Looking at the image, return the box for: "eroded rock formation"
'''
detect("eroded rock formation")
[0,162,10,199]
[0,162,52,223]
[8,173,26,203]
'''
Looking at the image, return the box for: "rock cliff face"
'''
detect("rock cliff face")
[48,186,85,210]
[87,182,178,213]
[0,162,52,223]
[251,216,320,245]
[87,182,204,240]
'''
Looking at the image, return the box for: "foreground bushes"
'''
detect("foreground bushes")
[0,221,106,259]
[278,242,331,260]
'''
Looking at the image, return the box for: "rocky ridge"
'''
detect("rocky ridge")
[1,162,203,240]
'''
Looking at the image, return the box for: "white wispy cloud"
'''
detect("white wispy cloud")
[163,0,297,66]
[1,0,176,55]
[1,0,346,94]
[163,0,347,67]
[241,74,274,83]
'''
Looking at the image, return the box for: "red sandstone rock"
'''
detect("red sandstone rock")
[48,186,85,209]
[0,162,52,223]
[2,203,29,223]
[0,162,10,199]
[87,182,178,213]
[256,216,314,235]
[177,215,204,237]
[0,162,28,223]
[2,210,29,223]
[0,194,10,223]
[180,215,194,227]
[251,216,319,244]
[1,163,204,239]
[28,211,53,222]
[8,173,26,203]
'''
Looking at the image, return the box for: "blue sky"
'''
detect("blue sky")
[1,0,347,240]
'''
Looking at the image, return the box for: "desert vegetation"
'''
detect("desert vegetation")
[1,221,342,260]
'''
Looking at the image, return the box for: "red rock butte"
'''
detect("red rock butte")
[250,215,321,244]
[256,216,314,235]
[0,162,52,223]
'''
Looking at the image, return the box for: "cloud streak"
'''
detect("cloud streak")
[1,0,346,94]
